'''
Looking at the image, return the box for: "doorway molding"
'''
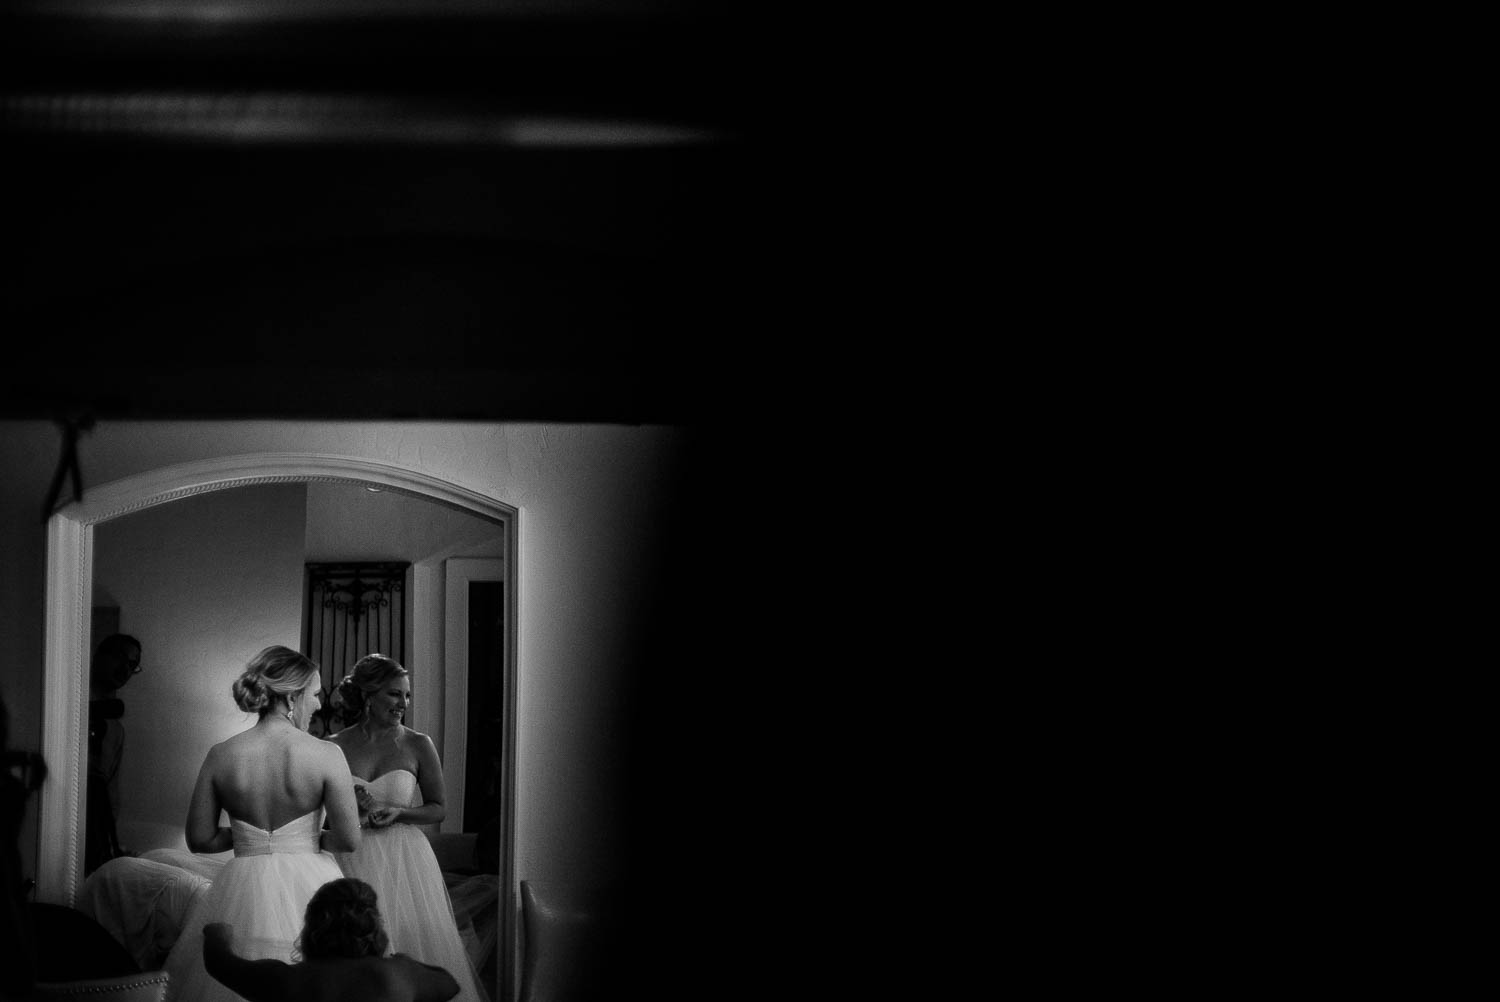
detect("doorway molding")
[441,557,507,835]
[40,453,519,916]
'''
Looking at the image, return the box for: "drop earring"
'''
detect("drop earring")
[286,698,296,725]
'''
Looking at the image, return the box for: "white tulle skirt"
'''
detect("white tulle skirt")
[162,850,344,1002]
[336,824,489,1002]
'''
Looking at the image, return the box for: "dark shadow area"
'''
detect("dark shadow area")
[0,0,779,426]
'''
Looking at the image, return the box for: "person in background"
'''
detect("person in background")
[203,877,459,1002]
[86,634,142,874]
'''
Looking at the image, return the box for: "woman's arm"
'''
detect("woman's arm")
[203,924,297,1002]
[324,733,375,828]
[368,732,446,828]
[319,744,363,854]
[185,747,232,854]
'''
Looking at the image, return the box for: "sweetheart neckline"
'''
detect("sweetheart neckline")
[352,768,418,785]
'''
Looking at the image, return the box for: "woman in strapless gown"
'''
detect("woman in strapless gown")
[163,646,362,1002]
[329,655,487,1002]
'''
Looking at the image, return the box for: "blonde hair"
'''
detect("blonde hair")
[231,645,319,716]
[332,653,408,724]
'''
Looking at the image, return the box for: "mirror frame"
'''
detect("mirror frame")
[39,452,519,911]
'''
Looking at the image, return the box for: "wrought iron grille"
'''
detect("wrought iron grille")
[303,561,409,736]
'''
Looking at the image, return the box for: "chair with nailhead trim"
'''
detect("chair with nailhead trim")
[32,970,168,1002]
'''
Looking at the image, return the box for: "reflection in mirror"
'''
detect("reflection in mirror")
[83,479,511,988]
[85,479,504,854]
[302,561,410,739]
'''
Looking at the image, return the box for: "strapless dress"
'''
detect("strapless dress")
[163,809,344,1001]
[336,769,489,1002]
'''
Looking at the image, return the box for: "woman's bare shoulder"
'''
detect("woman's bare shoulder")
[209,730,252,757]
[388,953,459,995]
[290,729,348,765]
[311,731,350,757]
[315,957,420,999]
[201,730,262,775]
[399,727,436,751]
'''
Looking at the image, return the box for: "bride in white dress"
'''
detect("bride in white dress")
[329,654,487,1002]
[163,645,362,1002]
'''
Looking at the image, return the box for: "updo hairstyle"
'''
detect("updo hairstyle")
[294,877,389,961]
[231,645,320,716]
[332,653,408,725]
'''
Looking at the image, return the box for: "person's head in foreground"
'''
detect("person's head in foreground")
[203,878,459,1002]
[297,876,389,960]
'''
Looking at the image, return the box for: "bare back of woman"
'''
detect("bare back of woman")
[201,723,359,838]
[187,700,360,853]
[164,646,361,1002]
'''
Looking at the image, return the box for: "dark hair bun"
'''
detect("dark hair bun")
[231,673,269,714]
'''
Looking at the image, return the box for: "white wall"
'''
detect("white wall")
[0,420,687,893]
[93,484,308,852]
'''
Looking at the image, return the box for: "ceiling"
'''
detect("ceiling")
[0,0,776,425]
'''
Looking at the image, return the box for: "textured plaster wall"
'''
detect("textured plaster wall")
[0,420,687,893]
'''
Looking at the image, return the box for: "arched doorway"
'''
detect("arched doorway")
[37,453,518,927]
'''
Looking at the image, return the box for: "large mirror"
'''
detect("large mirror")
[40,454,518,994]
[90,479,504,853]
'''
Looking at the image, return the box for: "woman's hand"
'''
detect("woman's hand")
[354,784,375,821]
[367,806,402,828]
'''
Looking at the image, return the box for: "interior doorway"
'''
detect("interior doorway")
[465,580,505,834]
[442,558,510,837]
